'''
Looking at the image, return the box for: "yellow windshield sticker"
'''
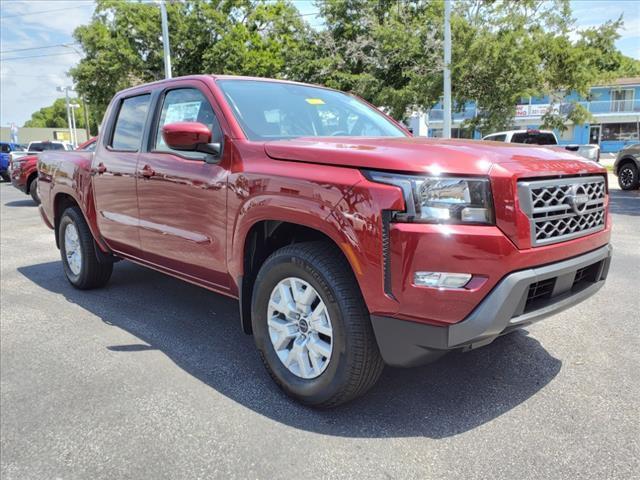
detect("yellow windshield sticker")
[305,98,325,105]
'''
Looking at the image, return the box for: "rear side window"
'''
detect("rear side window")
[1,144,9,153]
[80,140,96,152]
[511,132,557,145]
[29,142,65,151]
[485,134,506,142]
[111,94,151,151]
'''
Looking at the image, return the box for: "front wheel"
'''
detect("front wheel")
[251,241,384,408]
[29,177,40,204]
[59,207,113,289]
[618,163,639,190]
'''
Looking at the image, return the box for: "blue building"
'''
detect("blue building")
[410,77,640,153]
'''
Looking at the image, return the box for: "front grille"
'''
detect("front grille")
[518,176,606,246]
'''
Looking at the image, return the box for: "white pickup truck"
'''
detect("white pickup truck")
[8,140,72,164]
[483,129,600,162]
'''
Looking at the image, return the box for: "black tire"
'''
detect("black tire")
[58,206,113,289]
[251,241,384,408]
[1,173,9,182]
[29,177,40,204]
[618,162,639,190]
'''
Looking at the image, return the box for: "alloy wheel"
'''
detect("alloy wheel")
[267,277,333,379]
[620,167,634,188]
[64,222,82,275]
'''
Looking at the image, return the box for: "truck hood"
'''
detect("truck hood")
[263,137,605,177]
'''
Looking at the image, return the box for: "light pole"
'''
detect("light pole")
[159,0,172,79]
[57,85,73,144]
[443,0,452,139]
[70,104,80,147]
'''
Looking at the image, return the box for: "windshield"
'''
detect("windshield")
[217,80,407,141]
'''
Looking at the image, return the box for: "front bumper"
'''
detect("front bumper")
[10,174,27,193]
[371,244,612,367]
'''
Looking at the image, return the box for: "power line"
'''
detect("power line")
[1,52,81,62]
[0,43,80,54]
[0,4,94,19]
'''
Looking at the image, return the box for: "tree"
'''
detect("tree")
[451,0,636,134]
[310,0,443,120]
[69,0,637,132]
[23,98,95,132]
[70,0,314,123]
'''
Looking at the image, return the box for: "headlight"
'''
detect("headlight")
[364,171,494,224]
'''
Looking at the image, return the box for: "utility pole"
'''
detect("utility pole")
[57,86,73,144]
[443,0,452,139]
[82,97,91,138]
[159,0,172,79]
[70,104,79,147]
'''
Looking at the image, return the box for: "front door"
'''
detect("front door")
[589,125,601,145]
[92,93,152,256]
[136,84,230,290]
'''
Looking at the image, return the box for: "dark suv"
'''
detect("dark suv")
[614,144,640,190]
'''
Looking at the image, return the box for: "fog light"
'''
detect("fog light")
[461,207,490,223]
[414,271,472,288]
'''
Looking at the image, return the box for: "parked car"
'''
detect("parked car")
[1,142,24,181]
[613,143,640,190]
[9,140,72,164]
[483,129,600,162]
[10,138,95,204]
[38,76,612,407]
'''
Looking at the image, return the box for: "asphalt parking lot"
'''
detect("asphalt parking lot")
[1,178,638,479]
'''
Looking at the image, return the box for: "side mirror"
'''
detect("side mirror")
[162,121,221,158]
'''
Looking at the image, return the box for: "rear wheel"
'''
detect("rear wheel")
[1,173,9,182]
[59,207,113,289]
[618,162,639,190]
[29,177,40,204]
[251,241,384,408]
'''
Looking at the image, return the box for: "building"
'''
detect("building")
[410,77,640,153]
[0,127,88,146]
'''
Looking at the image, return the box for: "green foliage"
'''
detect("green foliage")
[66,0,637,133]
[311,0,443,120]
[70,0,313,123]
[23,98,94,131]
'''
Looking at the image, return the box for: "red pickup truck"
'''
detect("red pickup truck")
[38,75,612,407]
[11,138,96,204]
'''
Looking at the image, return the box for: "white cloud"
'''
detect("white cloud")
[0,1,95,126]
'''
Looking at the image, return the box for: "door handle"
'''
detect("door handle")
[92,163,107,176]
[141,165,155,178]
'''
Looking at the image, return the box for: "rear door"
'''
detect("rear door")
[92,92,152,256]
[136,81,230,290]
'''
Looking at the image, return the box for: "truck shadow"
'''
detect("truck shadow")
[4,199,37,207]
[19,260,561,439]
[608,189,640,217]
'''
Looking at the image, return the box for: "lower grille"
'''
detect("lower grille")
[520,258,605,316]
[518,176,606,246]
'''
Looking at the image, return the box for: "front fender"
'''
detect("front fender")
[227,166,405,317]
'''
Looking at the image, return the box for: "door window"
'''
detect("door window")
[111,94,151,151]
[154,88,220,159]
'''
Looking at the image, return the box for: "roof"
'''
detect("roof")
[594,77,640,87]
[117,74,330,95]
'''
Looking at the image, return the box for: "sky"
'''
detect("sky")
[1,0,639,127]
